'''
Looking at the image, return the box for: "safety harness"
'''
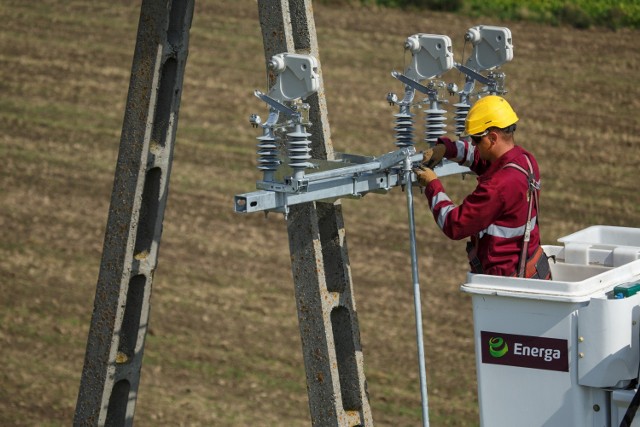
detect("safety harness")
[467,155,552,280]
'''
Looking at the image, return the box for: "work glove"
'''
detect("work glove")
[422,143,446,169]
[413,165,438,187]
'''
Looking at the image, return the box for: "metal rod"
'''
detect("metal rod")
[403,155,430,427]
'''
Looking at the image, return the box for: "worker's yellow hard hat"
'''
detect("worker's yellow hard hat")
[463,95,519,137]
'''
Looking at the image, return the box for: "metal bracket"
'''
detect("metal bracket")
[455,63,493,86]
[392,71,431,95]
[254,90,298,117]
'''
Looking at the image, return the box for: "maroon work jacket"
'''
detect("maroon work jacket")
[424,138,541,276]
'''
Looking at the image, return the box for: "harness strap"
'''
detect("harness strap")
[503,156,540,277]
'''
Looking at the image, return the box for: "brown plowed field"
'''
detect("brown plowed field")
[1,1,638,425]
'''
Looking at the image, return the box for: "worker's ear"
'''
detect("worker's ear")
[487,130,498,147]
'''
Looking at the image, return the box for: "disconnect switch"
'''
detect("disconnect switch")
[267,53,319,102]
[404,33,454,81]
[464,25,513,71]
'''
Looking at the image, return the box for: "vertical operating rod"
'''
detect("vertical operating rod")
[403,156,430,427]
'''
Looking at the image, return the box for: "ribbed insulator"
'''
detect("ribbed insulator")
[256,130,280,173]
[287,124,313,178]
[424,107,447,144]
[394,112,415,148]
[453,102,471,137]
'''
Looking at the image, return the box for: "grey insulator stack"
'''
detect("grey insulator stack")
[287,123,313,179]
[454,101,471,136]
[394,111,415,148]
[424,106,447,145]
[257,128,280,181]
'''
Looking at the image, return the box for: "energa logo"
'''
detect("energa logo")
[481,331,569,372]
[488,337,508,358]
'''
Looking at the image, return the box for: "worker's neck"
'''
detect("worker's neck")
[491,141,515,162]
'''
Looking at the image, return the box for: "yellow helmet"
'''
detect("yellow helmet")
[463,95,519,137]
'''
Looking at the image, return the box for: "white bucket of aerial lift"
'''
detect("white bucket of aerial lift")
[461,226,640,427]
[558,225,640,267]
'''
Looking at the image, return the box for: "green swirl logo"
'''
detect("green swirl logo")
[489,337,509,358]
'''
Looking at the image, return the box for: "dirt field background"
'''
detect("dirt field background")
[1,1,638,425]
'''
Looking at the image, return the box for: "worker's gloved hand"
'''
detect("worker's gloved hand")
[413,165,438,187]
[422,143,446,169]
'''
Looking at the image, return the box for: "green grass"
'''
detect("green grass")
[324,0,640,28]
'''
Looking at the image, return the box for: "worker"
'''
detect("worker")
[413,95,551,279]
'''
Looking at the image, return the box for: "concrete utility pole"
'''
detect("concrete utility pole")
[74,0,194,425]
[257,1,373,425]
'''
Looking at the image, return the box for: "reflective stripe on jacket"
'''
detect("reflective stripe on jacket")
[424,138,541,276]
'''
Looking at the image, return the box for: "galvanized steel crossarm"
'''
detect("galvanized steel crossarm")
[234,151,470,214]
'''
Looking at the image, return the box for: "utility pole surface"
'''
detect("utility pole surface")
[257,1,373,425]
[74,1,194,425]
